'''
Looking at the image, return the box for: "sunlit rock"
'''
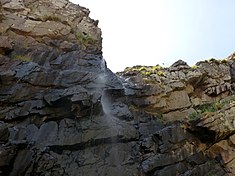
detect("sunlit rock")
[1,0,235,175]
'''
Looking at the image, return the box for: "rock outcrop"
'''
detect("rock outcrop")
[0,0,235,176]
[118,58,235,175]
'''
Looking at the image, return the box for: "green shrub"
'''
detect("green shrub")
[223,124,230,130]
[42,15,61,22]
[139,66,147,71]
[157,71,165,76]
[199,104,217,114]
[219,59,228,64]
[142,71,151,76]
[130,68,138,71]
[11,55,32,62]
[191,65,200,69]
[214,102,223,110]
[189,99,235,121]
[188,111,200,120]
[152,65,163,71]
[208,58,217,62]
[128,104,137,111]
[75,31,96,46]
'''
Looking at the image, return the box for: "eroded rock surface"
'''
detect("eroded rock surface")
[1,0,235,176]
[118,58,235,175]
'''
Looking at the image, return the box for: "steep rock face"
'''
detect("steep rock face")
[118,59,235,175]
[0,0,235,176]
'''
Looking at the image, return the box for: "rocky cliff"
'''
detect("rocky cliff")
[0,0,235,176]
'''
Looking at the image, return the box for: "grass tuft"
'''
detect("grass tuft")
[11,54,32,62]
[75,31,97,46]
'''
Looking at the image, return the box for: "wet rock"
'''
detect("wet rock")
[1,0,235,175]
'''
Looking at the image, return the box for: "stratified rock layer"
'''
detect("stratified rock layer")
[0,0,235,176]
[118,59,235,175]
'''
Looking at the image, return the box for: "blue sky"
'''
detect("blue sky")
[71,0,235,72]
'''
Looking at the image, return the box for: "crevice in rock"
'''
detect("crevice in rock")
[49,136,138,154]
[187,120,235,146]
[1,144,27,176]
[186,126,216,144]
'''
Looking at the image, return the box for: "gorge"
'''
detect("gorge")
[0,0,235,175]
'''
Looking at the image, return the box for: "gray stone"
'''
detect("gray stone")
[0,121,9,141]
[0,0,234,175]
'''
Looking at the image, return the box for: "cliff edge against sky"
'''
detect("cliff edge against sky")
[0,0,235,175]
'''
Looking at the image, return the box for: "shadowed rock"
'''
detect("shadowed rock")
[0,0,235,176]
